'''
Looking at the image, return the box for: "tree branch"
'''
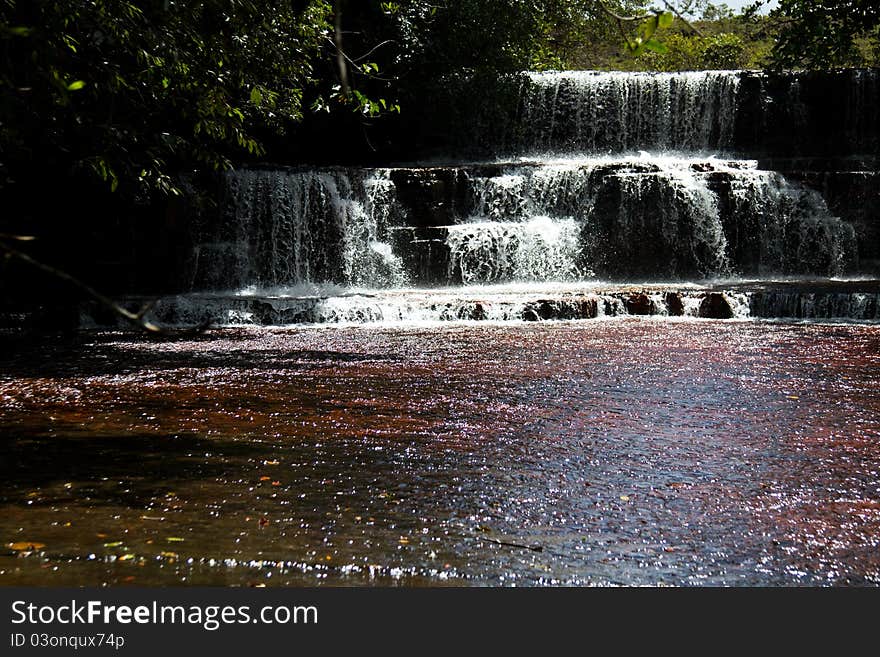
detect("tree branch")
[333,2,350,96]
[351,39,396,63]
[597,0,704,41]
[659,0,704,37]
[597,0,653,23]
[0,239,210,337]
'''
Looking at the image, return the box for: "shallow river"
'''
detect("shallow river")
[1,319,879,586]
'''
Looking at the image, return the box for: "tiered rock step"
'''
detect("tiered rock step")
[197,158,878,294]
[91,280,880,328]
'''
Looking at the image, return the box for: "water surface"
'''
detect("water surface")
[1,320,879,586]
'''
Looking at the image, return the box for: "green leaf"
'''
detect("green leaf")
[67,80,86,91]
[3,26,32,37]
[626,36,644,55]
[644,39,669,55]
[658,11,674,29]
[638,16,659,41]
[250,87,262,106]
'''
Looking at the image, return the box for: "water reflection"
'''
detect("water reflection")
[1,320,878,586]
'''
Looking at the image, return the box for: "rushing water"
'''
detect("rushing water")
[517,71,742,153]
[185,156,860,298]
[177,71,873,312]
[2,321,879,586]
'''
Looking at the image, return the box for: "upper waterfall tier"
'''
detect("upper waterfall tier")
[516,71,741,154]
[421,69,879,162]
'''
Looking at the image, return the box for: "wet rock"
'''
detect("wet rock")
[749,289,880,320]
[20,302,83,334]
[537,301,556,320]
[389,169,461,227]
[557,299,594,320]
[521,298,599,321]
[349,307,382,323]
[457,302,488,320]
[699,292,735,319]
[579,298,599,319]
[520,300,556,321]
[625,292,654,315]
[438,303,458,321]
[665,292,685,316]
[521,306,540,322]
[602,298,622,316]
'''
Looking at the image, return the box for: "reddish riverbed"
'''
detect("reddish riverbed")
[1,320,879,586]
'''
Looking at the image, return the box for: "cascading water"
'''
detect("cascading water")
[446,217,585,285]
[189,168,407,291]
[517,70,741,154]
[136,70,878,327]
[607,161,730,278]
[725,169,857,276]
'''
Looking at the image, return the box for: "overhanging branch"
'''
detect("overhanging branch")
[0,239,210,337]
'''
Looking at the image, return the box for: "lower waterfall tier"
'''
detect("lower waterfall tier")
[187,156,876,292]
[89,280,880,328]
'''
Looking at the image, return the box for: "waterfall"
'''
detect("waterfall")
[442,156,852,280]
[157,69,879,326]
[193,157,859,292]
[517,71,741,154]
[189,168,406,291]
[725,170,857,276]
[608,162,729,278]
[446,217,585,285]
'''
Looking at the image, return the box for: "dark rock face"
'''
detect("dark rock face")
[521,298,598,321]
[584,172,730,279]
[780,170,880,267]
[699,293,735,319]
[749,290,880,320]
[625,293,655,315]
[389,226,450,286]
[389,169,463,228]
[736,70,880,161]
[665,292,685,316]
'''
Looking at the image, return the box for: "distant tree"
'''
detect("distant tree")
[640,31,747,70]
[769,0,880,68]
[701,3,735,21]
